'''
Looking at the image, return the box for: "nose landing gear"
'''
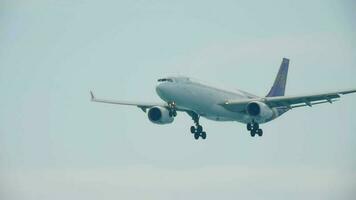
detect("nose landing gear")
[168,102,177,117]
[247,121,263,137]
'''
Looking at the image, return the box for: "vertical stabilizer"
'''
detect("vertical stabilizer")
[266,58,289,97]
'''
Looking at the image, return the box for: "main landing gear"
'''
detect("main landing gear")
[247,121,263,137]
[189,113,206,140]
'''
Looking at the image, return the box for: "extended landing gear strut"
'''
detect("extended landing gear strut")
[189,113,206,140]
[168,102,177,117]
[247,121,263,137]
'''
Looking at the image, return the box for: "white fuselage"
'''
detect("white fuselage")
[91,58,356,139]
[155,78,279,124]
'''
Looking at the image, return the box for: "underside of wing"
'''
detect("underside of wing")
[90,91,168,112]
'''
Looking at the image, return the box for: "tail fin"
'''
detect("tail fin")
[266,58,289,97]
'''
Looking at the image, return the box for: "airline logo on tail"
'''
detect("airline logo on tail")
[266,58,289,97]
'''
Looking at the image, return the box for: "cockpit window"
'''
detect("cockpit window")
[158,78,173,82]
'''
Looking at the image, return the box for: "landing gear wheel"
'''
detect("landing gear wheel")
[253,123,259,130]
[169,110,177,117]
[168,102,177,117]
[201,132,207,139]
[247,121,262,138]
[172,110,177,117]
[250,130,256,137]
[247,123,252,131]
[197,125,203,133]
[188,112,207,140]
[190,126,196,134]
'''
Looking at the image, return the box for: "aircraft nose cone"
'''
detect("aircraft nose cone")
[156,84,165,97]
[156,83,171,101]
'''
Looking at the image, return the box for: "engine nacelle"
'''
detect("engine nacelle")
[147,106,174,124]
[246,101,274,120]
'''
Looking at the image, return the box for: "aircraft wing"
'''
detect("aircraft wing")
[90,91,168,112]
[221,89,356,112]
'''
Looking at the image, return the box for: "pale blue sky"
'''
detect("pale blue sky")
[0,0,356,199]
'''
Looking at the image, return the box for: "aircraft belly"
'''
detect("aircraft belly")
[176,84,247,122]
[170,83,272,124]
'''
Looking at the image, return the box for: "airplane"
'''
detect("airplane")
[90,58,356,140]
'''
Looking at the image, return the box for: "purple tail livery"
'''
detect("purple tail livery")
[266,58,290,97]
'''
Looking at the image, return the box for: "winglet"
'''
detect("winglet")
[90,91,95,101]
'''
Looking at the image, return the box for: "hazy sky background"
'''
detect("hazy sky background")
[1,0,356,199]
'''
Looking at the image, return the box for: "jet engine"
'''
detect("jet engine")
[246,101,274,120]
[147,106,174,124]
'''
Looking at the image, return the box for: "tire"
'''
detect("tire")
[197,125,203,133]
[194,133,200,140]
[190,126,196,134]
[247,123,252,131]
[250,131,256,137]
[253,123,259,130]
[201,132,207,139]
[257,129,263,137]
